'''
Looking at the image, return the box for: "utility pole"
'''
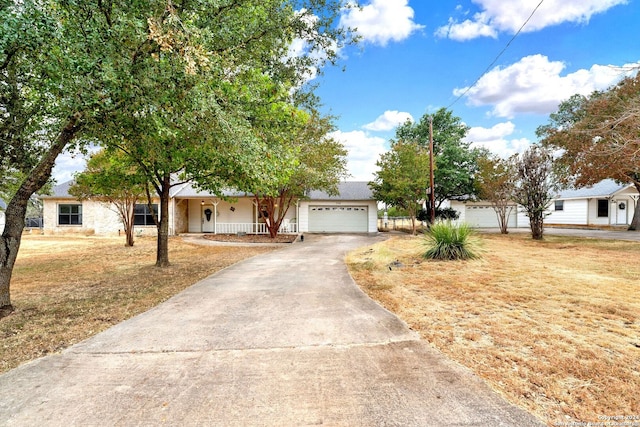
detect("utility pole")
[429,115,435,224]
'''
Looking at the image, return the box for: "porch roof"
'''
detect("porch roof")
[170,182,251,199]
[557,179,635,200]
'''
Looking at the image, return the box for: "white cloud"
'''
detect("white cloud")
[464,121,531,157]
[363,110,413,131]
[330,130,387,181]
[340,0,424,46]
[454,55,640,118]
[435,13,497,41]
[52,145,102,184]
[52,150,88,184]
[437,0,628,40]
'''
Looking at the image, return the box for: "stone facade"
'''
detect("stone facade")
[42,199,158,236]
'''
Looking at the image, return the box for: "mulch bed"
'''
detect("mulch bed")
[202,233,298,243]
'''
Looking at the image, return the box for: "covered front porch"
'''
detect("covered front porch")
[174,196,298,235]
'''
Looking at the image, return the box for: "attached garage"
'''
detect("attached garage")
[465,205,517,228]
[299,182,378,234]
[308,206,368,233]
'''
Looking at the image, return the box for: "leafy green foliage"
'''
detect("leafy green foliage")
[69,150,147,246]
[246,107,348,238]
[370,140,431,234]
[422,221,481,261]
[394,108,484,207]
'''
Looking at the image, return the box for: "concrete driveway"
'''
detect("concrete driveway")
[0,234,543,426]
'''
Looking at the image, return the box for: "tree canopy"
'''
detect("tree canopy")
[538,74,640,229]
[244,107,348,237]
[0,0,354,310]
[394,108,482,208]
[70,149,147,247]
[370,140,431,235]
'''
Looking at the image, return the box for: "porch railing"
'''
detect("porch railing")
[213,222,298,235]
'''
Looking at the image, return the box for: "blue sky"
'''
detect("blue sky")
[315,0,640,181]
[53,0,640,183]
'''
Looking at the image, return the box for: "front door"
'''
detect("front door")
[202,206,215,232]
[616,201,628,224]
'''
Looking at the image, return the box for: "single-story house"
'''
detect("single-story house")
[546,179,639,227]
[450,179,640,229]
[39,181,378,236]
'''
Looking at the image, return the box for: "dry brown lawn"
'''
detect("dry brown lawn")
[346,233,640,426]
[0,234,278,373]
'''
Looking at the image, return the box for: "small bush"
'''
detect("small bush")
[423,221,481,260]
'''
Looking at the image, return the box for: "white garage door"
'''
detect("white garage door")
[308,206,368,232]
[465,205,516,228]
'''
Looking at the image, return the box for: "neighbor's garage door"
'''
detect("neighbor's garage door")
[465,205,516,228]
[308,206,368,232]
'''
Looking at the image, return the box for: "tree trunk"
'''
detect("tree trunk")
[125,225,135,247]
[0,115,81,312]
[530,212,544,240]
[124,201,135,247]
[155,175,171,267]
[494,205,512,234]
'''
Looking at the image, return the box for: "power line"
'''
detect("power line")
[446,0,545,110]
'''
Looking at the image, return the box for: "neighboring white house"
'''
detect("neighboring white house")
[546,179,639,227]
[39,181,378,236]
[449,179,640,229]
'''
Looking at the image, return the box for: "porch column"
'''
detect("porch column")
[609,198,613,226]
[213,200,219,234]
[253,200,259,234]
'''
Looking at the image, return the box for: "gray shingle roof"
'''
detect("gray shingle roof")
[557,179,633,200]
[42,180,375,201]
[39,180,75,199]
[307,181,374,200]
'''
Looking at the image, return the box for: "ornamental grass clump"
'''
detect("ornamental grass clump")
[423,221,481,260]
